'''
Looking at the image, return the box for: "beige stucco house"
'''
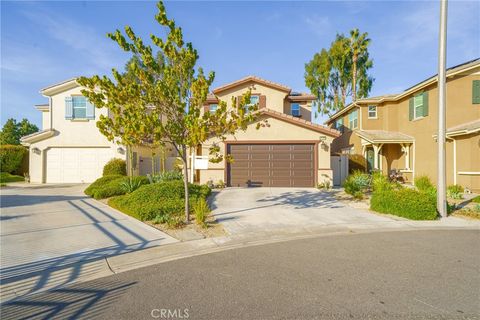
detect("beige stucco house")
[21,79,175,183]
[326,58,480,192]
[194,76,340,187]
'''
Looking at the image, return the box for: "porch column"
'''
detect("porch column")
[373,144,383,170]
[403,144,411,170]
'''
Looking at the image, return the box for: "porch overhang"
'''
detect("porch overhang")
[356,130,414,144]
[20,129,56,146]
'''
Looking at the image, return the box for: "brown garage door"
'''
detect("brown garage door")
[227,144,315,187]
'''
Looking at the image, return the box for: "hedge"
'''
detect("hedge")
[103,158,127,176]
[109,180,211,221]
[0,145,27,174]
[84,175,148,199]
[370,188,438,220]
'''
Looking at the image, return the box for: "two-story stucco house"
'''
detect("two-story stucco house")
[195,76,340,187]
[326,58,480,192]
[21,79,175,183]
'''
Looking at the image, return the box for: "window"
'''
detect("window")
[473,80,480,104]
[245,95,259,113]
[291,103,300,117]
[209,104,218,113]
[413,94,424,119]
[348,110,358,129]
[72,96,87,119]
[368,105,377,119]
[335,118,344,133]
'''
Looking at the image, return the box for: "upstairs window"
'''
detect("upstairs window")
[65,96,95,120]
[291,103,300,117]
[209,104,218,113]
[72,96,87,119]
[473,80,480,104]
[368,105,377,119]
[409,92,429,121]
[348,109,358,129]
[245,95,259,113]
[335,118,344,133]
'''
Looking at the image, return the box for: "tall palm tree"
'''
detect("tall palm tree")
[349,29,371,102]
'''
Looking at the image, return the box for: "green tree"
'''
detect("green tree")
[349,28,373,102]
[305,29,373,116]
[79,1,260,223]
[0,118,38,145]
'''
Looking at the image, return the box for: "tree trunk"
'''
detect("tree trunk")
[151,148,156,176]
[182,145,190,223]
[352,55,358,102]
[128,147,134,177]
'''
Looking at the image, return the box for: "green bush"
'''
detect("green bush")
[120,177,145,193]
[109,180,211,222]
[103,158,127,176]
[472,196,480,204]
[0,172,25,183]
[371,188,438,220]
[0,145,27,173]
[151,170,183,183]
[447,185,464,199]
[85,175,148,199]
[414,175,434,192]
[344,170,371,196]
[193,198,211,228]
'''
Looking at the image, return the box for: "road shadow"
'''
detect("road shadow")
[0,195,88,208]
[1,279,135,320]
[1,199,168,302]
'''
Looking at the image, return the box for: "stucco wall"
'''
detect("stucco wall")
[197,115,334,186]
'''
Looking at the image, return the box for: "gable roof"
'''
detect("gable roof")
[212,76,292,94]
[258,108,340,137]
[327,58,480,124]
[41,78,79,96]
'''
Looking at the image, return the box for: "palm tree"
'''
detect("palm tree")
[349,29,371,102]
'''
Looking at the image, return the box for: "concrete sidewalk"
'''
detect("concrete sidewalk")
[2,215,477,303]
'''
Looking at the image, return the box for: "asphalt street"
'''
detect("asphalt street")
[2,229,479,320]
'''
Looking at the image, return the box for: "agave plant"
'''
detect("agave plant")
[120,177,144,193]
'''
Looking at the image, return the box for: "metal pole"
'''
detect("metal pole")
[437,0,448,218]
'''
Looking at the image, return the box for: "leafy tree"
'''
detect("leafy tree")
[305,29,373,116]
[349,28,373,102]
[0,118,39,145]
[78,1,260,222]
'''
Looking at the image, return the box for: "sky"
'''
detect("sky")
[1,0,479,128]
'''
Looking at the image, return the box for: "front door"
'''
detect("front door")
[366,147,375,172]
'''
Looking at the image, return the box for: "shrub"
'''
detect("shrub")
[371,188,438,220]
[317,180,331,191]
[109,180,211,222]
[447,185,464,199]
[85,175,148,199]
[414,175,435,192]
[103,158,127,176]
[344,170,370,196]
[472,196,480,204]
[193,198,211,228]
[151,170,183,183]
[0,145,27,173]
[121,177,145,193]
[0,172,25,183]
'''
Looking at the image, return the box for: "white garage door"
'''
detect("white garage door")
[46,148,115,183]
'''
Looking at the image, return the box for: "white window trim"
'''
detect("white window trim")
[209,104,218,113]
[367,105,377,119]
[72,96,87,120]
[349,110,358,129]
[413,95,423,120]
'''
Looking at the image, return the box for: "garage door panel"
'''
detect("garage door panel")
[228,143,315,187]
[46,148,114,183]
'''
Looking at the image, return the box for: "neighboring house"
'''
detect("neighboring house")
[194,76,340,187]
[326,58,480,192]
[21,79,175,183]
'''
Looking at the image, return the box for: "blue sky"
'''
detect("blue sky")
[1,1,479,127]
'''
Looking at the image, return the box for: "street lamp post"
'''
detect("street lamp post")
[437,0,448,218]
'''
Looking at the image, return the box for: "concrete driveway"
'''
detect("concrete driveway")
[211,187,396,235]
[0,184,177,300]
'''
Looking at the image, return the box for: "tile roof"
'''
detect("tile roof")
[212,76,291,94]
[356,130,414,143]
[447,119,480,135]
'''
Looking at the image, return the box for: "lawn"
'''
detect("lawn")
[0,172,25,183]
